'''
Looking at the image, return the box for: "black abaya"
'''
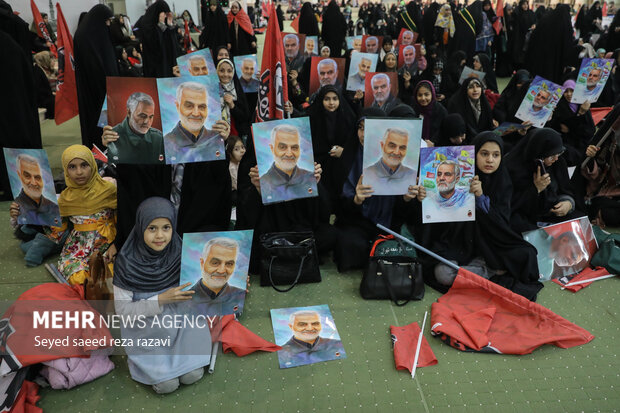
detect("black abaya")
[0,2,42,199]
[547,97,594,167]
[199,2,230,51]
[321,1,347,57]
[447,78,494,143]
[136,1,180,78]
[73,4,119,149]
[298,3,319,36]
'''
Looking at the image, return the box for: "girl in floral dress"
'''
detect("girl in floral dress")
[50,145,117,285]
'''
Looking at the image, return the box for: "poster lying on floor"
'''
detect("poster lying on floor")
[271,304,347,368]
[570,58,614,104]
[252,117,318,205]
[176,48,217,76]
[420,145,475,223]
[362,118,422,195]
[180,230,253,316]
[3,148,60,227]
[522,217,598,282]
[515,76,564,128]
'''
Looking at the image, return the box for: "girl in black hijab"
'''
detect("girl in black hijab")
[471,132,543,300]
[73,4,118,148]
[137,1,180,78]
[114,197,210,394]
[298,2,319,36]
[435,113,467,146]
[199,0,230,51]
[216,58,251,138]
[493,69,531,124]
[321,1,347,57]
[447,77,495,143]
[307,85,357,214]
[411,80,447,144]
[505,128,582,233]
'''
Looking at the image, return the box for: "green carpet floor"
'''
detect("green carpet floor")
[1,205,618,412]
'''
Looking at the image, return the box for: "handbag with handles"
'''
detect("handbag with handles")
[360,232,424,306]
[259,232,321,292]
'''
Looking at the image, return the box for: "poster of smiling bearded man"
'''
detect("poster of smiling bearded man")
[252,117,318,205]
[420,145,475,224]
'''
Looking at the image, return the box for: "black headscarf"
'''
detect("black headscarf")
[299,2,319,36]
[136,0,180,78]
[474,53,498,93]
[493,69,530,124]
[436,113,467,146]
[513,0,536,64]
[447,77,494,142]
[321,1,347,57]
[114,197,182,293]
[199,0,230,51]
[73,4,118,148]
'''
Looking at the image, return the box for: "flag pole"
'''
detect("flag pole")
[411,311,428,379]
[376,224,460,270]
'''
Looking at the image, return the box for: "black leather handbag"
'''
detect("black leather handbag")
[259,232,321,292]
[360,256,424,306]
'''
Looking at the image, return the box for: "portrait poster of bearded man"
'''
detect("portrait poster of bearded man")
[419,145,476,224]
[570,58,614,104]
[251,117,318,205]
[3,148,60,226]
[515,76,565,128]
[179,230,253,316]
[362,118,422,196]
[308,57,345,95]
[271,304,347,369]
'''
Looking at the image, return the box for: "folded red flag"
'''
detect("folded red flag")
[591,107,613,125]
[390,322,437,372]
[431,268,594,354]
[7,380,42,413]
[552,266,611,292]
[221,315,281,357]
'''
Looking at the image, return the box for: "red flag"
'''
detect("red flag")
[255,3,288,122]
[602,2,607,16]
[552,266,611,292]
[91,145,108,163]
[261,0,271,18]
[390,322,438,372]
[30,0,57,57]
[430,268,594,354]
[54,2,79,125]
[290,13,300,32]
[221,315,282,357]
[492,0,504,35]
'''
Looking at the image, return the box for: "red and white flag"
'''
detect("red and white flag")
[30,0,57,57]
[255,3,288,122]
[54,2,79,125]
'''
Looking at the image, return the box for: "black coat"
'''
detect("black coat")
[447,78,494,143]
[321,2,347,57]
[137,1,180,78]
[547,97,594,167]
[199,2,230,51]
[73,4,119,148]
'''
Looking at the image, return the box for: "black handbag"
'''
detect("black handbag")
[259,232,321,292]
[360,256,424,306]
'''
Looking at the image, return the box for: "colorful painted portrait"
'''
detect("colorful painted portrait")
[522,217,598,282]
[362,118,422,195]
[346,52,378,92]
[157,75,224,164]
[3,148,60,227]
[364,72,399,108]
[304,35,318,56]
[176,49,217,77]
[361,35,383,54]
[180,230,253,316]
[397,28,418,47]
[271,304,346,369]
[515,76,564,128]
[252,117,318,205]
[309,57,345,95]
[233,54,260,93]
[420,146,476,224]
[571,58,613,104]
[345,35,363,52]
[105,77,165,164]
[493,122,529,136]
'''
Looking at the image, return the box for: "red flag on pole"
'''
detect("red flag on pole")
[290,13,300,32]
[54,2,79,125]
[30,0,57,57]
[492,0,504,35]
[255,3,289,122]
[602,2,607,16]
